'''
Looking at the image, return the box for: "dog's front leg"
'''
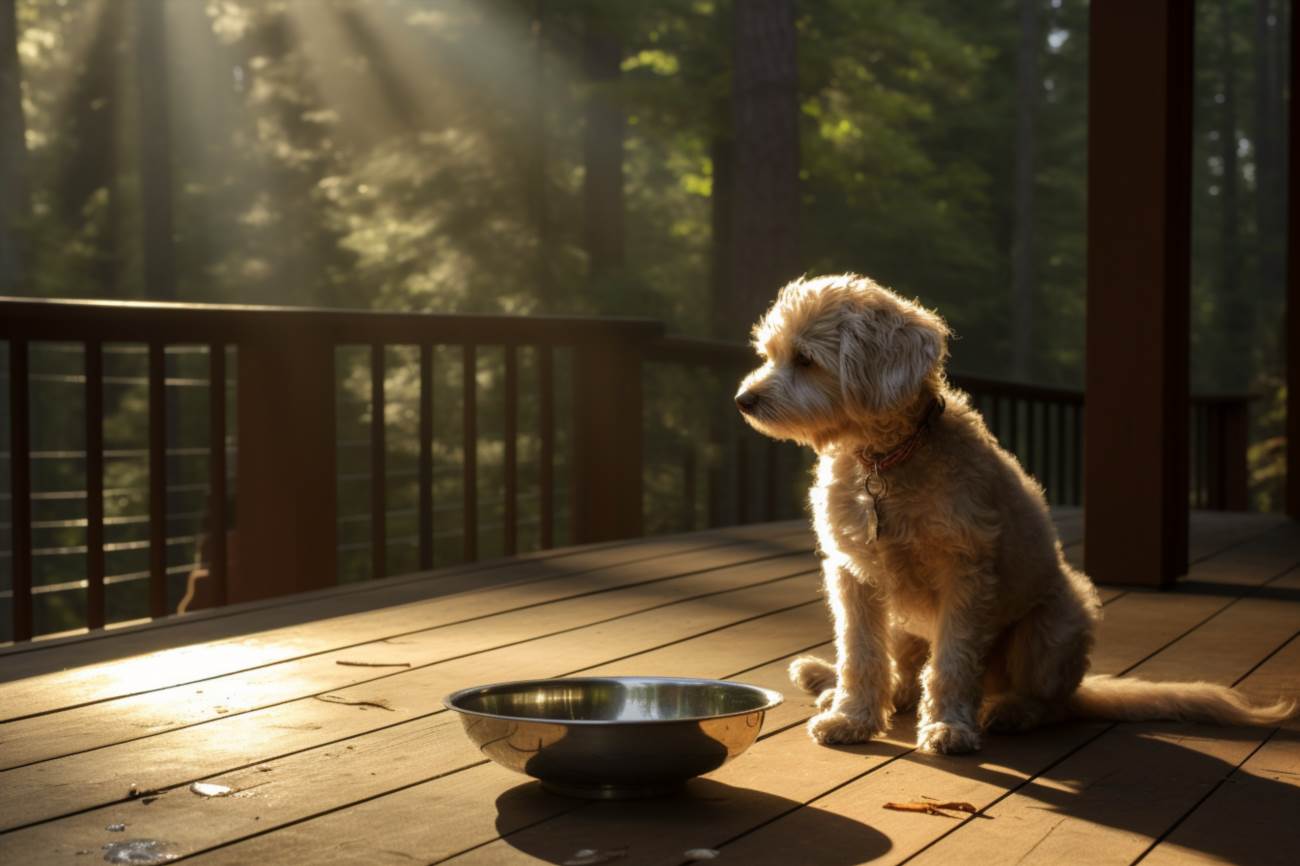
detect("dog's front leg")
[807,559,893,745]
[916,578,994,755]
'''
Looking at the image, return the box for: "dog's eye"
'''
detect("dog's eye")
[794,352,815,369]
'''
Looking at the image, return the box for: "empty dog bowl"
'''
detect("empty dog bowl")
[444,676,783,799]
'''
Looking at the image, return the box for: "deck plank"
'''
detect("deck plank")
[0,548,818,770]
[0,567,824,832]
[0,528,812,724]
[429,525,1300,866]
[1139,649,1300,866]
[0,602,834,863]
[902,603,1300,865]
[0,512,1294,866]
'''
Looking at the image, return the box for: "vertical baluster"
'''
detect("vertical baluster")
[86,340,105,629]
[538,345,554,550]
[208,343,227,607]
[370,344,386,580]
[148,342,167,618]
[9,339,32,641]
[735,431,750,524]
[463,344,478,561]
[764,439,778,521]
[1072,403,1083,506]
[418,344,433,570]
[1008,397,1021,461]
[1026,400,1038,480]
[1055,403,1066,509]
[682,445,697,531]
[504,344,518,555]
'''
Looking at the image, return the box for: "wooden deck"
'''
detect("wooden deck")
[0,509,1297,865]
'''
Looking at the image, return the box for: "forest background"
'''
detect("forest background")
[0,0,1292,637]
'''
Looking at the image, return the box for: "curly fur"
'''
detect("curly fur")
[737,274,1296,754]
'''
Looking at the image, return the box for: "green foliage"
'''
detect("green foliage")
[3,0,1290,638]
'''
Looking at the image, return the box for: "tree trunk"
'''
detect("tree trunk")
[136,0,176,300]
[581,8,624,286]
[1011,0,1038,380]
[1220,0,1249,385]
[728,0,799,339]
[1255,0,1286,301]
[0,0,26,291]
[710,1,735,339]
[526,0,554,310]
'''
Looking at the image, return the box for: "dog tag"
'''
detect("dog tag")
[862,468,886,544]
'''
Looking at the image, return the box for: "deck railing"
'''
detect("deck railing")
[0,298,1252,642]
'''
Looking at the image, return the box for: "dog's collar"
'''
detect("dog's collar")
[853,396,946,480]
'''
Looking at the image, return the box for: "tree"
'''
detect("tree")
[0,0,25,290]
[136,0,176,300]
[581,4,625,286]
[725,0,800,339]
[1011,0,1038,379]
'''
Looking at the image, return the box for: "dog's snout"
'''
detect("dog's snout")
[736,391,761,414]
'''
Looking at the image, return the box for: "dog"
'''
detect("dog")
[735,273,1295,754]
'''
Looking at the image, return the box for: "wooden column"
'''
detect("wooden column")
[1288,0,1300,517]
[1085,0,1193,586]
[570,340,644,543]
[233,333,337,602]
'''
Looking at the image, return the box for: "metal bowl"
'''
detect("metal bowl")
[444,676,783,799]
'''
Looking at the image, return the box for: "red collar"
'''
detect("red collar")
[854,396,945,477]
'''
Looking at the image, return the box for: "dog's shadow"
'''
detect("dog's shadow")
[881,716,1299,866]
[492,722,1299,865]
[493,775,893,865]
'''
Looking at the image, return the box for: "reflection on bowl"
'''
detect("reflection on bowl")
[444,676,784,799]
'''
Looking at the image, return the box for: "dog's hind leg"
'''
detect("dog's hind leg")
[980,589,1093,734]
[891,629,929,713]
[790,655,837,695]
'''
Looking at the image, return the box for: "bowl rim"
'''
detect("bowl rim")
[442,675,784,726]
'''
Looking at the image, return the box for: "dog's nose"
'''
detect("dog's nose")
[735,391,760,414]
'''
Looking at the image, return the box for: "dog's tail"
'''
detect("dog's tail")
[1067,675,1296,726]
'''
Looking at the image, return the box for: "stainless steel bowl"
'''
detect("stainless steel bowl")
[444,676,784,799]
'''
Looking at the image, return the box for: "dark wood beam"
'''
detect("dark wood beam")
[1085,0,1193,586]
[1288,0,1300,517]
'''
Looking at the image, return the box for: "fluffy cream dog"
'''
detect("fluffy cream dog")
[736,274,1294,754]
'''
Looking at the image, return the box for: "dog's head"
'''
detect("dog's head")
[735,274,950,449]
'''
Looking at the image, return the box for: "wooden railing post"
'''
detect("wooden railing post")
[233,330,337,603]
[1201,400,1253,512]
[570,337,648,543]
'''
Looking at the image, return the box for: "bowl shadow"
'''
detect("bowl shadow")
[494,776,891,865]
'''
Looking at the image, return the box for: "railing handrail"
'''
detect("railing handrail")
[0,296,666,345]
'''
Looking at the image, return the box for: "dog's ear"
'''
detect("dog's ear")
[838,304,948,413]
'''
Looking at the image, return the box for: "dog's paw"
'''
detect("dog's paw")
[807,709,882,745]
[790,656,837,695]
[815,688,836,711]
[917,720,982,755]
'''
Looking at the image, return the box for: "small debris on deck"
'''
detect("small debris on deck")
[882,800,981,818]
[101,838,178,864]
[563,847,628,865]
[314,694,395,711]
[105,823,126,832]
[189,782,234,798]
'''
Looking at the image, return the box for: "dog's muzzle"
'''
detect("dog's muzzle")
[735,390,761,415]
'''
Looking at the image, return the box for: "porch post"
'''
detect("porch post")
[1084,0,1193,586]
[233,330,337,602]
[1288,0,1300,517]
